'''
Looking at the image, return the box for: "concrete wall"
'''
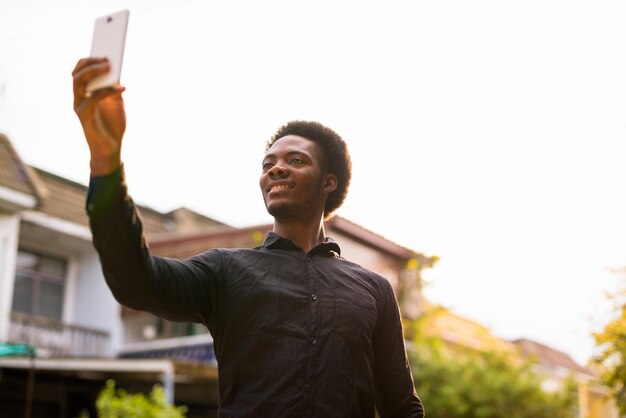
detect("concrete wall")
[333,233,403,289]
[73,251,124,357]
[0,213,20,342]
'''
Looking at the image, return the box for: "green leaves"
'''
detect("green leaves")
[595,305,626,414]
[78,380,187,418]
[410,338,577,418]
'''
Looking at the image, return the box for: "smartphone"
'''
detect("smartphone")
[86,10,130,93]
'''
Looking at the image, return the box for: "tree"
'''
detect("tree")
[594,305,626,414]
[77,380,187,418]
[406,311,577,418]
[592,266,626,414]
[410,342,577,418]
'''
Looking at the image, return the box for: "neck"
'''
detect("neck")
[272,216,326,253]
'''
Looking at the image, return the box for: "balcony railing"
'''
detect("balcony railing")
[8,311,110,358]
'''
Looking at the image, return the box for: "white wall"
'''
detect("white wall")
[0,213,20,342]
[73,250,124,357]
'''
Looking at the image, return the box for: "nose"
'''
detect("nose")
[268,163,288,179]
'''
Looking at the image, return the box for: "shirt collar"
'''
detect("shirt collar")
[263,231,341,257]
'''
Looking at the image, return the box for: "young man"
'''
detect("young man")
[72,57,424,417]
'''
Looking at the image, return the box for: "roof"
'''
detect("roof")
[29,168,174,237]
[150,216,434,263]
[417,304,515,353]
[164,207,228,234]
[326,217,435,266]
[1,132,218,236]
[32,168,90,227]
[151,224,271,258]
[512,338,589,375]
[0,133,42,198]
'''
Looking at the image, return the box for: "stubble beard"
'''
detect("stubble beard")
[266,201,300,221]
[264,184,325,222]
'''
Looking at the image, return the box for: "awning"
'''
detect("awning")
[0,343,35,358]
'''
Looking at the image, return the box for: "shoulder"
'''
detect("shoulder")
[332,257,396,302]
[188,246,274,269]
[190,247,262,262]
[337,257,391,285]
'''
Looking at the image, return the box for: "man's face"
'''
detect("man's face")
[259,135,335,221]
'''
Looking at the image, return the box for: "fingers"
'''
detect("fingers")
[74,85,126,118]
[71,58,127,176]
[72,57,127,120]
[71,57,107,77]
[72,57,110,103]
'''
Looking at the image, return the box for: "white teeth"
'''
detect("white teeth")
[270,184,290,192]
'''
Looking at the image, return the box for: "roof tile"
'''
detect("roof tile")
[0,133,38,196]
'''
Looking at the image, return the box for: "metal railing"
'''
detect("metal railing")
[8,311,110,358]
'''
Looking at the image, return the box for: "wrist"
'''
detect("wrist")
[90,155,122,176]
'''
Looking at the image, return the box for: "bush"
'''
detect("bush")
[77,380,187,418]
[410,343,577,418]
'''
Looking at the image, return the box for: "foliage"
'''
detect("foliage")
[594,304,626,414]
[407,312,577,418]
[77,380,187,418]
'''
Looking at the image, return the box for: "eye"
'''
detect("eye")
[262,162,274,171]
[289,158,304,165]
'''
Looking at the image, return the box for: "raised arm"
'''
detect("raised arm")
[73,58,221,327]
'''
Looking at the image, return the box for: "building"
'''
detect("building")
[513,338,619,418]
[406,300,620,418]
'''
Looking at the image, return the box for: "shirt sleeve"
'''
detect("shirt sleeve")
[86,166,223,327]
[372,278,425,418]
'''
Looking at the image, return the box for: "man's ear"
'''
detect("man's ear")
[323,174,338,195]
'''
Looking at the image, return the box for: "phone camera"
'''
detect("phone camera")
[107,17,113,23]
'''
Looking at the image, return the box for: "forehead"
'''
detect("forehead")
[264,135,320,159]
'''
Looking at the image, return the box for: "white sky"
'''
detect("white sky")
[2,0,626,365]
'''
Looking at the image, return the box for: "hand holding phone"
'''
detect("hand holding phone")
[86,10,129,94]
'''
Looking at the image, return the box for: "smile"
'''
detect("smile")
[268,183,292,193]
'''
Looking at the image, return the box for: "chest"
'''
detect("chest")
[220,252,379,344]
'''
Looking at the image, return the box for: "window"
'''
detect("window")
[12,250,67,320]
[155,318,207,339]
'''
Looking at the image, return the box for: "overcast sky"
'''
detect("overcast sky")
[2,0,626,365]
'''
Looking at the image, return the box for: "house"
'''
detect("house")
[405,300,620,418]
[0,133,436,417]
[513,338,619,418]
[0,133,227,417]
[406,302,516,353]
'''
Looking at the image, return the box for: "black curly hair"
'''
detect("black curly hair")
[266,120,352,219]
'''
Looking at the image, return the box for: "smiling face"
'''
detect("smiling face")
[260,135,337,222]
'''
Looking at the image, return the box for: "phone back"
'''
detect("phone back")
[87,10,129,93]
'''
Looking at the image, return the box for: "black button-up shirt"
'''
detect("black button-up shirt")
[87,167,424,418]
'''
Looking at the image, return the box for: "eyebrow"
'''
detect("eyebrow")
[262,150,311,161]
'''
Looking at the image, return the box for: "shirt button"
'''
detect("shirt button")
[311,338,317,345]
[311,294,318,301]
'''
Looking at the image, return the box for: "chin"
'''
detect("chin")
[266,202,299,220]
